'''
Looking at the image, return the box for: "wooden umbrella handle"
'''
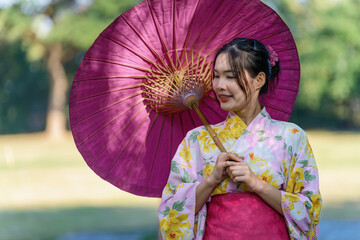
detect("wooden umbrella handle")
[191,103,227,153]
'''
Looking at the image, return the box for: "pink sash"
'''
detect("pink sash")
[203,192,289,240]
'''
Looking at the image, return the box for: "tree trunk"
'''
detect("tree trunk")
[46,43,68,139]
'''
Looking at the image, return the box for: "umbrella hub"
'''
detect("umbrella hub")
[142,52,213,113]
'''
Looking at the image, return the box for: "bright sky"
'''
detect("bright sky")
[0,0,16,8]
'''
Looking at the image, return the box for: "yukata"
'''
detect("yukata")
[158,107,322,240]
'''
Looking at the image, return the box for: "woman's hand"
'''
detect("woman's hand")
[207,152,243,186]
[226,153,261,191]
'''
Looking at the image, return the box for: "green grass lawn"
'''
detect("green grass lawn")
[0,131,359,240]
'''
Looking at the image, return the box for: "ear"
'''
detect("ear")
[254,72,266,90]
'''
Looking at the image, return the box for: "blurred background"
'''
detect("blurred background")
[0,0,359,239]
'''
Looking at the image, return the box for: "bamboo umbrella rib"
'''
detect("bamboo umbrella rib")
[147,0,177,72]
[179,112,185,139]
[70,84,144,103]
[83,57,159,74]
[221,11,276,48]
[76,75,146,82]
[188,0,225,56]
[262,103,292,114]
[121,14,173,74]
[187,110,197,130]
[142,84,178,100]
[144,74,182,96]
[105,109,155,179]
[273,87,298,92]
[100,33,169,74]
[78,99,145,147]
[201,100,226,120]
[145,113,166,191]
[73,91,143,125]
[274,47,298,53]
[198,2,249,53]
[207,95,217,101]
[179,0,201,64]
[89,104,148,165]
[170,114,174,160]
[258,29,289,42]
[172,0,178,68]
[206,11,275,56]
[123,111,159,185]
[278,68,300,71]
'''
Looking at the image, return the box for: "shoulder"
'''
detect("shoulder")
[183,120,225,141]
[269,119,307,141]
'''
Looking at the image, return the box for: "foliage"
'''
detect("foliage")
[264,0,360,128]
[0,41,49,134]
[0,0,141,134]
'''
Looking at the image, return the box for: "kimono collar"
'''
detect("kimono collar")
[224,107,271,138]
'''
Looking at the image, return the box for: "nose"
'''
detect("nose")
[213,76,226,91]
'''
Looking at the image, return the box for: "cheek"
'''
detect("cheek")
[212,80,218,90]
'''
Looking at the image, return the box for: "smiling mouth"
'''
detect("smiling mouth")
[218,94,232,102]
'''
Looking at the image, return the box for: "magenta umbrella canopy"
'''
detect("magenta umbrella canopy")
[69,0,300,197]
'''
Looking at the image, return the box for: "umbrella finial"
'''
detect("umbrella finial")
[183,93,199,110]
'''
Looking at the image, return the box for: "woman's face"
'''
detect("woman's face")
[212,53,257,115]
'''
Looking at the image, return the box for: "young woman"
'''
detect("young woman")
[158,38,322,240]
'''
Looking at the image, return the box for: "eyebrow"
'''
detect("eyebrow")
[213,70,235,73]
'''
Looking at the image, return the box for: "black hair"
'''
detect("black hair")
[213,38,280,98]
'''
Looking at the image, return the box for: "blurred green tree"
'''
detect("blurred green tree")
[0,0,140,137]
[265,0,360,128]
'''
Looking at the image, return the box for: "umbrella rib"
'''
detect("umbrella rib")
[197,1,249,53]
[207,94,217,101]
[144,75,181,96]
[120,15,173,74]
[77,99,144,146]
[258,29,289,42]
[89,105,149,166]
[274,46,297,53]
[145,113,167,191]
[201,100,226,120]
[100,33,169,74]
[187,110,197,130]
[188,0,226,56]
[83,57,159,74]
[146,0,176,71]
[207,11,276,56]
[179,113,185,139]
[70,84,143,103]
[172,0,178,68]
[263,103,292,114]
[122,111,159,186]
[72,91,142,125]
[179,0,201,64]
[105,109,155,180]
[76,75,146,82]
[170,114,174,161]
[274,86,299,92]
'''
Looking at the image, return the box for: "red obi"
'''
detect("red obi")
[203,192,289,240]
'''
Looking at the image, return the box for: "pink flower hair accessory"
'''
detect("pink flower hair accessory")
[266,45,279,67]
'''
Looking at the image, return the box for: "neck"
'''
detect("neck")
[234,100,262,126]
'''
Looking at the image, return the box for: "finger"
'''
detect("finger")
[233,176,245,183]
[228,153,244,162]
[224,161,238,168]
[227,165,242,172]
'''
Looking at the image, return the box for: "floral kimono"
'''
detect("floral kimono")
[158,107,322,240]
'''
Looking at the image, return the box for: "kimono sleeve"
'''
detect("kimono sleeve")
[281,129,322,240]
[158,136,205,240]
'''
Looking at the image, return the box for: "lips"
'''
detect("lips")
[217,94,232,102]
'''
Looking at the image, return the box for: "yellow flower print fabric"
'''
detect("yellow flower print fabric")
[158,108,322,240]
